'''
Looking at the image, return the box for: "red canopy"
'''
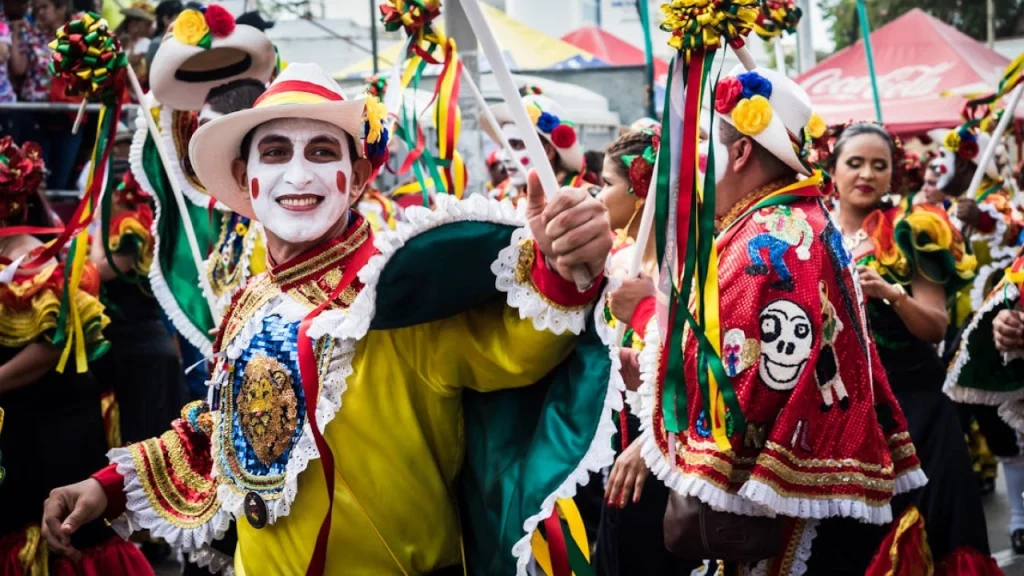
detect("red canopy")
[560,25,669,80]
[797,9,1019,135]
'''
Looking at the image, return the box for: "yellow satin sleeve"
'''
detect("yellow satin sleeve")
[392,297,579,394]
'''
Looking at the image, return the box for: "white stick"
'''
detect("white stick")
[615,155,659,342]
[462,67,518,167]
[968,83,1024,199]
[457,0,592,290]
[125,66,216,314]
[774,39,786,75]
[72,99,88,135]
[734,45,758,72]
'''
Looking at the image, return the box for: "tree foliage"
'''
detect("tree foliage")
[820,0,1024,52]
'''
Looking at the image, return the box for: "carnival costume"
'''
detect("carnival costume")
[854,200,997,572]
[934,114,1023,321]
[89,170,188,445]
[137,7,276,353]
[485,94,592,208]
[0,139,152,576]
[628,68,924,574]
[90,64,621,576]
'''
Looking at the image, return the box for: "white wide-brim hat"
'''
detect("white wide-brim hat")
[150,14,276,111]
[717,65,812,176]
[189,63,366,219]
[483,94,584,173]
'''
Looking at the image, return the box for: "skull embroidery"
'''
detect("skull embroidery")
[758,299,814,391]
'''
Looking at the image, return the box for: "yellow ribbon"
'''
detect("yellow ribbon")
[530,498,590,575]
[17,526,49,576]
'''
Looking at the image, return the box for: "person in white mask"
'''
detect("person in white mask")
[485,93,593,206]
[41,62,621,576]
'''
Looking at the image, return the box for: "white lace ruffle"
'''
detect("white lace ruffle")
[492,227,590,336]
[1000,399,1024,433]
[969,256,1015,313]
[510,282,624,576]
[129,109,214,357]
[974,202,1018,262]
[186,545,235,575]
[108,446,233,551]
[158,107,229,211]
[893,468,928,495]
[635,320,894,526]
[748,518,819,576]
[944,281,1024,405]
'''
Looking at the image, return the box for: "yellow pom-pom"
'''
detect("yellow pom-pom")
[173,9,210,46]
[807,113,826,139]
[732,95,773,136]
[943,130,961,152]
[527,102,542,126]
[365,95,387,144]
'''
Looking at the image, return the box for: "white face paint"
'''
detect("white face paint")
[933,150,956,192]
[198,104,223,128]
[500,123,530,186]
[247,118,354,244]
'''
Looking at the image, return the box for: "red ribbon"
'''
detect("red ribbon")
[0,225,64,237]
[23,98,123,268]
[296,224,376,576]
[543,510,571,576]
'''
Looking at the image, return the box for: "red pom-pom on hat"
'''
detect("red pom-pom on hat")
[715,76,743,114]
[204,5,236,38]
[958,139,979,160]
[551,124,576,148]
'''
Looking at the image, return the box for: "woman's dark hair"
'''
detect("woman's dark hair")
[829,122,896,169]
[154,0,182,35]
[584,150,604,177]
[605,129,655,179]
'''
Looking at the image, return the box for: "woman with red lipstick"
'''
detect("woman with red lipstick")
[830,122,997,574]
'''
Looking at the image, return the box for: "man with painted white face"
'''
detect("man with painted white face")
[41,63,620,576]
[487,93,596,206]
[609,68,923,572]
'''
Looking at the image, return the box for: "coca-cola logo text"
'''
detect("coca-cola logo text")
[800,62,958,102]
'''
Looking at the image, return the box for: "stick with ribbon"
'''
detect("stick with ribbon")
[458,0,593,291]
[965,55,1024,200]
[754,0,802,76]
[651,0,761,452]
[38,12,128,373]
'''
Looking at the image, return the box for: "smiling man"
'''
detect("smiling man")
[41,63,618,576]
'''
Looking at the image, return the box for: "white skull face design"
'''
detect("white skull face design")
[758,299,813,391]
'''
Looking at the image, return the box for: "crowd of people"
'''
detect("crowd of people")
[1,3,1024,576]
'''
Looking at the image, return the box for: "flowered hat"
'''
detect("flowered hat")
[0,138,45,224]
[484,94,584,173]
[120,1,156,21]
[935,120,999,182]
[149,5,276,111]
[713,65,815,176]
[189,63,390,219]
[621,126,660,199]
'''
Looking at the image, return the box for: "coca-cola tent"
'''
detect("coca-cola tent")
[797,8,1020,135]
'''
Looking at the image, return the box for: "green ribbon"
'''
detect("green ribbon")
[637,0,656,118]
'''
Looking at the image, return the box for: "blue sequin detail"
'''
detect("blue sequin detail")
[218,315,307,486]
[695,410,711,438]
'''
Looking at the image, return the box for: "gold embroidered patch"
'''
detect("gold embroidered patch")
[237,355,298,465]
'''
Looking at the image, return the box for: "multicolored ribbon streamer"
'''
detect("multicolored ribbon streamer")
[654,0,760,450]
